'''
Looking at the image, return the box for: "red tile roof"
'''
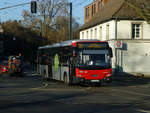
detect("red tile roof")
[80,0,150,31]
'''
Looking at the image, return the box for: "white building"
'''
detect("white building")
[80,0,150,76]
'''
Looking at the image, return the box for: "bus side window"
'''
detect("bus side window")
[109,48,113,58]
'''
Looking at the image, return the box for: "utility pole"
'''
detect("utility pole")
[69,2,72,40]
[0,25,4,55]
[115,18,118,73]
[40,20,42,39]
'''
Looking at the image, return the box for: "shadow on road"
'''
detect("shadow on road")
[2,66,150,88]
[111,72,150,87]
[0,92,148,113]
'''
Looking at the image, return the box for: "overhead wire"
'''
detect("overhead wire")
[0,1,30,22]
[0,0,92,24]
[0,2,30,11]
[70,0,93,24]
[72,0,93,9]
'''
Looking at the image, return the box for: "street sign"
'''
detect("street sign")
[114,41,122,48]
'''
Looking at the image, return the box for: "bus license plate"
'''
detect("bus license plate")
[91,80,99,82]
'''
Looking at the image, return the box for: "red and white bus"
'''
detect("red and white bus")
[37,40,113,85]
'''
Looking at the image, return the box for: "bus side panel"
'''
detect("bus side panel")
[52,65,61,81]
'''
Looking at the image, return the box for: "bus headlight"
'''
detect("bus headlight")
[79,71,84,73]
[106,74,112,77]
[77,74,83,77]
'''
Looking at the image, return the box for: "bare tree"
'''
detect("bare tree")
[37,0,69,38]
[22,0,79,43]
[124,0,150,24]
[22,10,40,27]
[38,0,68,26]
[22,0,69,34]
[55,16,79,42]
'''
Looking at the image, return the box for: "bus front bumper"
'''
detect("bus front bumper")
[76,77,112,83]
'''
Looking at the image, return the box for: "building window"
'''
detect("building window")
[98,1,101,10]
[101,0,103,9]
[106,24,109,40]
[95,28,97,39]
[99,26,102,40]
[82,32,84,39]
[86,31,88,39]
[87,7,90,17]
[92,5,93,16]
[92,4,96,16]
[132,23,142,39]
[94,4,96,14]
[86,7,90,19]
[91,29,93,38]
[86,8,88,19]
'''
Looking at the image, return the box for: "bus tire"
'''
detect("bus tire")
[64,73,71,85]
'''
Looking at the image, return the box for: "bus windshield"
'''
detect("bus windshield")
[77,50,111,67]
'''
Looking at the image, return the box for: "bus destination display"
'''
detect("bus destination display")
[77,43,108,49]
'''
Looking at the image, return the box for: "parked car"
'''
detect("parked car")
[0,62,8,73]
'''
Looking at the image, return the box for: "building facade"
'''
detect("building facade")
[84,0,109,23]
[80,0,150,76]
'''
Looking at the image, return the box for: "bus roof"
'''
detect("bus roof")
[38,39,106,49]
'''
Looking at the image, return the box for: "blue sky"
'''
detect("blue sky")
[0,0,93,25]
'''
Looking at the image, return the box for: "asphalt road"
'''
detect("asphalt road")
[0,73,150,113]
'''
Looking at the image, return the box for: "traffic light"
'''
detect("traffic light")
[31,1,37,13]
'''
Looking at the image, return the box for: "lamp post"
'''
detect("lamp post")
[69,2,72,40]
[40,20,42,39]
[0,25,4,55]
[0,25,3,33]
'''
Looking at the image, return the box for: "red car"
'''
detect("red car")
[0,62,8,73]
